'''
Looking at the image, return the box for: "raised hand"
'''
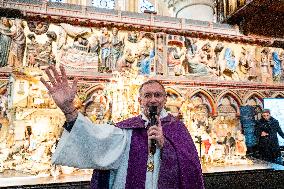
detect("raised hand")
[40,65,78,121]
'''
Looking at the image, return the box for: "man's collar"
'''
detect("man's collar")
[115,109,173,129]
[141,108,168,125]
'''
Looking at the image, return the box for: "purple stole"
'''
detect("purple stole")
[91,114,204,189]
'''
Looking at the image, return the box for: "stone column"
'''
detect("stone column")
[165,0,215,22]
[126,0,139,12]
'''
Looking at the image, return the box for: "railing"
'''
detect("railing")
[0,0,276,45]
[1,0,239,34]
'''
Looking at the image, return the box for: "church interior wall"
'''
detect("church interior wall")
[0,3,283,178]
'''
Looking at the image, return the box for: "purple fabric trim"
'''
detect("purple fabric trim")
[159,120,205,189]
[125,128,148,188]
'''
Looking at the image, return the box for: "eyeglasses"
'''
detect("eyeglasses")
[141,92,166,99]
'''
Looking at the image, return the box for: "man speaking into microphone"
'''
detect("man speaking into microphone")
[41,66,204,189]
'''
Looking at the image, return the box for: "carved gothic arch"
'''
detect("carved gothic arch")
[165,87,183,98]
[216,90,242,115]
[165,87,183,114]
[243,91,265,105]
[271,92,284,98]
[83,84,106,105]
[0,82,8,95]
[187,88,216,115]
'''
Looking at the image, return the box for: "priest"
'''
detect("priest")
[40,65,204,189]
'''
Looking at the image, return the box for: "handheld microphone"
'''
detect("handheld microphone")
[149,106,157,155]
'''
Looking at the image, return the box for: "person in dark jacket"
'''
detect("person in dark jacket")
[257,109,284,164]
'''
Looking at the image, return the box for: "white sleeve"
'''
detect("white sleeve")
[51,113,128,170]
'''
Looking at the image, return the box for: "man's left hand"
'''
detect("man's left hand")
[147,116,164,148]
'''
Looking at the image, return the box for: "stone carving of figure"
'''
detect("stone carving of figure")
[167,46,186,76]
[185,38,207,75]
[26,34,39,67]
[228,0,237,13]
[238,47,250,79]
[127,31,139,43]
[235,130,247,157]
[89,35,99,55]
[185,37,198,58]
[0,17,12,67]
[247,49,258,81]
[57,26,67,51]
[260,48,272,83]
[110,27,124,71]
[99,27,111,72]
[27,21,49,35]
[141,48,155,75]
[139,39,155,75]
[35,22,48,35]
[4,19,26,68]
[37,31,57,67]
[184,41,217,76]
[92,90,107,120]
[199,42,215,69]
[272,51,282,82]
[73,36,89,52]
[214,42,224,76]
[219,47,239,80]
[224,48,237,72]
[280,51,284,80]
[239,47,258,81]
[117,48,136,72]
[156,36,165,75]
[223,131,236,158]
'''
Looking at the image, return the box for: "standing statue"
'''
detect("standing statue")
[89,35,99,55]
[6,19,26,68]
[99,27,111,72]
[219,47,239,80]
[223,132,236,159]
[260,48,272,83]
[235,130,247,157]
[238,47,251,80]
[280,51,284,81]
[214,42,224,76]
[224,48,237,72]
[141,48,155,75]
[272,51,282,82]
[0,17,12,67]
[26,34,39,67]
[110,27,124,71]
[167,46,186,75]
[156,36,165,75]
[138,39,154,75]
[246,49,258,81]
